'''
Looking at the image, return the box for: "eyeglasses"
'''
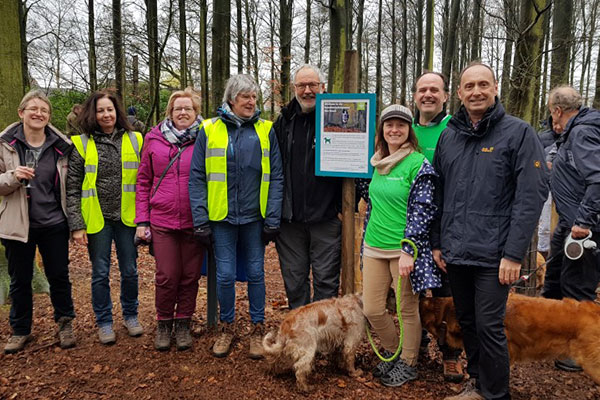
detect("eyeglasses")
[294,82,322,91]
[24,107,50,115]
[173,107,194,113]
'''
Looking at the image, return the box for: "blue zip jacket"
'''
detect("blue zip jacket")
[432,99,549,267]
[551,107,600,231]
[188,107,283,228]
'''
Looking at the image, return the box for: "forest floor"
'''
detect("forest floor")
[1,243,599,400]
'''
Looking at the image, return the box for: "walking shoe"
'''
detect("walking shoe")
[212,322,235,358]
[443,357,465,382]
[155,319,173,351]
[372,350,397,378]
[4,334,32,354]
[57,317,76,349]
[555,358,583,372]
[380,359,417,387]
[248,323,264,359]
[98,324,116,345]
[123,317,144,337]
[444,378,484,400]
[175,318,192,351]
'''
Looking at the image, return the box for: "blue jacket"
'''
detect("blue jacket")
[188,107,283,228]
[432,99,549,267]
[551,107,600,231]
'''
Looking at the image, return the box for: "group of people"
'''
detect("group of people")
[1,61,598,400]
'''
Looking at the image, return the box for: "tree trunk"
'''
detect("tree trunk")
[507,0,548,124]
[415,0,424,77]
[88,0,98,91]
[146,0,159,125]
[549,0,573,88]
[132,55,139,96]
[471,0,482,60]
[304,0,311,64]
[236,0,243,74]
[442,0,460,82]
[211,0,231,111]
[375,0,382,109]
[269,0,276,117]
[328,0,348,93]
[594,40,600,108]
[390,0,397,103]
[199,0,209,116]
[400,0,407,104]
[18,0,29,90]
[356,0,364,92]
[179,0,188,88]
[538,7,551,122]
[424,0,434,70]
[250,3,262,106]
[112,0,125,101]
[280,0,293,104]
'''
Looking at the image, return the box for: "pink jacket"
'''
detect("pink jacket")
[135,123,195,230]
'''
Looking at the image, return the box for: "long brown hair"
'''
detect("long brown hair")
[375,118,420,158]
[77,89,133,135]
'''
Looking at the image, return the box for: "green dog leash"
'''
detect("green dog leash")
[366,238,418,362]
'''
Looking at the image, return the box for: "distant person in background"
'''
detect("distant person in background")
[136,88,205,352]
[0,90,76,354]
[537,116,560,260]
[66,104,82,136]
[127,106,146,134]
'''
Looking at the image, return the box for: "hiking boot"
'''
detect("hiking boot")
[155,319,173,351]
[123,317,144,337]
[443,357,465,382]
[248,323,264,359]
[555,358,583,372]
[57,317,76,349]
[4,334,32,354]
[212,322,235,358]
[380,359,417,387]
[372,350,397,378]
[444,378,484,400]
[98,324,116,345]
[175,318,192,351]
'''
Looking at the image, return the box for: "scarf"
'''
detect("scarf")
[218,103,253,127]
[370,142,414,175]
[161,117,202,145]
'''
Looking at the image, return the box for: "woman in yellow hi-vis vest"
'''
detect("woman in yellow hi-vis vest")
[189,75,283,359]
[66,90,144,345]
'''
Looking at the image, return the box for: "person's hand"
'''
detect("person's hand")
[261,225,280,245]
[571,225,590,239]
[433,249,447,273]
[72,229,88,245]
[193,224,213,248]
[14,166,35,181]
[498,257,521,285]
[398,252,414,277]
[136,226,147,240]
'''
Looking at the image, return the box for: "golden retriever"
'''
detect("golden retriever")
[419,294,600,384]
[263,294,365,392]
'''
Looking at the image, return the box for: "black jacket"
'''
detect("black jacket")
[432,99,549,267]
[551,107,600,231]
[273,98,342,223]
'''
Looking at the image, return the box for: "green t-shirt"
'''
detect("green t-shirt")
[413,114,451,163]
[364,152,425,250]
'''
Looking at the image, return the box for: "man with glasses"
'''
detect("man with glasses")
[273,64,342,309]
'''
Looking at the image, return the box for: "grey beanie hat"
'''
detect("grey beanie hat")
[380,104,413,124]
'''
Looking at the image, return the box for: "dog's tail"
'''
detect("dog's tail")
[262,331,285,355]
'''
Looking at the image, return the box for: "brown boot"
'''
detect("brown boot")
[57,317,76,349]
[443,357,465,382]
[213,322,235,358]
[175,318,192,351]
[155,319,173,351]
[444,378,484,400]
[248,323,264,360]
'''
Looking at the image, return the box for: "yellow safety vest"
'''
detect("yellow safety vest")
[72,131,143,234]
[203,118,272,221]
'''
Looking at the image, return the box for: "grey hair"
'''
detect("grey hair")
[18,89,52,114]
[548,86,583,112]
[222,74,259,104]
[293,64,326,84]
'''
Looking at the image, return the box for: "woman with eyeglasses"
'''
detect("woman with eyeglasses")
[0,90,76,354]
[66,90,144,345]
[135,88,205,351]
[189,74,283,360]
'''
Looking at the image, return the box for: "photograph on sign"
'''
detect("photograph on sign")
[315,93,376,178]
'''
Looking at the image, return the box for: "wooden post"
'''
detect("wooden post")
[206,247,218,330]
[341,50,358,295]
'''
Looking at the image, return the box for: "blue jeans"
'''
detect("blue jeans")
[87,220,139,326]
[212,220,265,324]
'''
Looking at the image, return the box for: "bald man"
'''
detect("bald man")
[432,63,548,400]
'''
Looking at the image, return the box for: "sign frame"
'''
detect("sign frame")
[315,93,376,178]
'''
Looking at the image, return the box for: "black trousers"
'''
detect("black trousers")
[2,222,75,335]
[448,265,511,400]
[542,223,600,301]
